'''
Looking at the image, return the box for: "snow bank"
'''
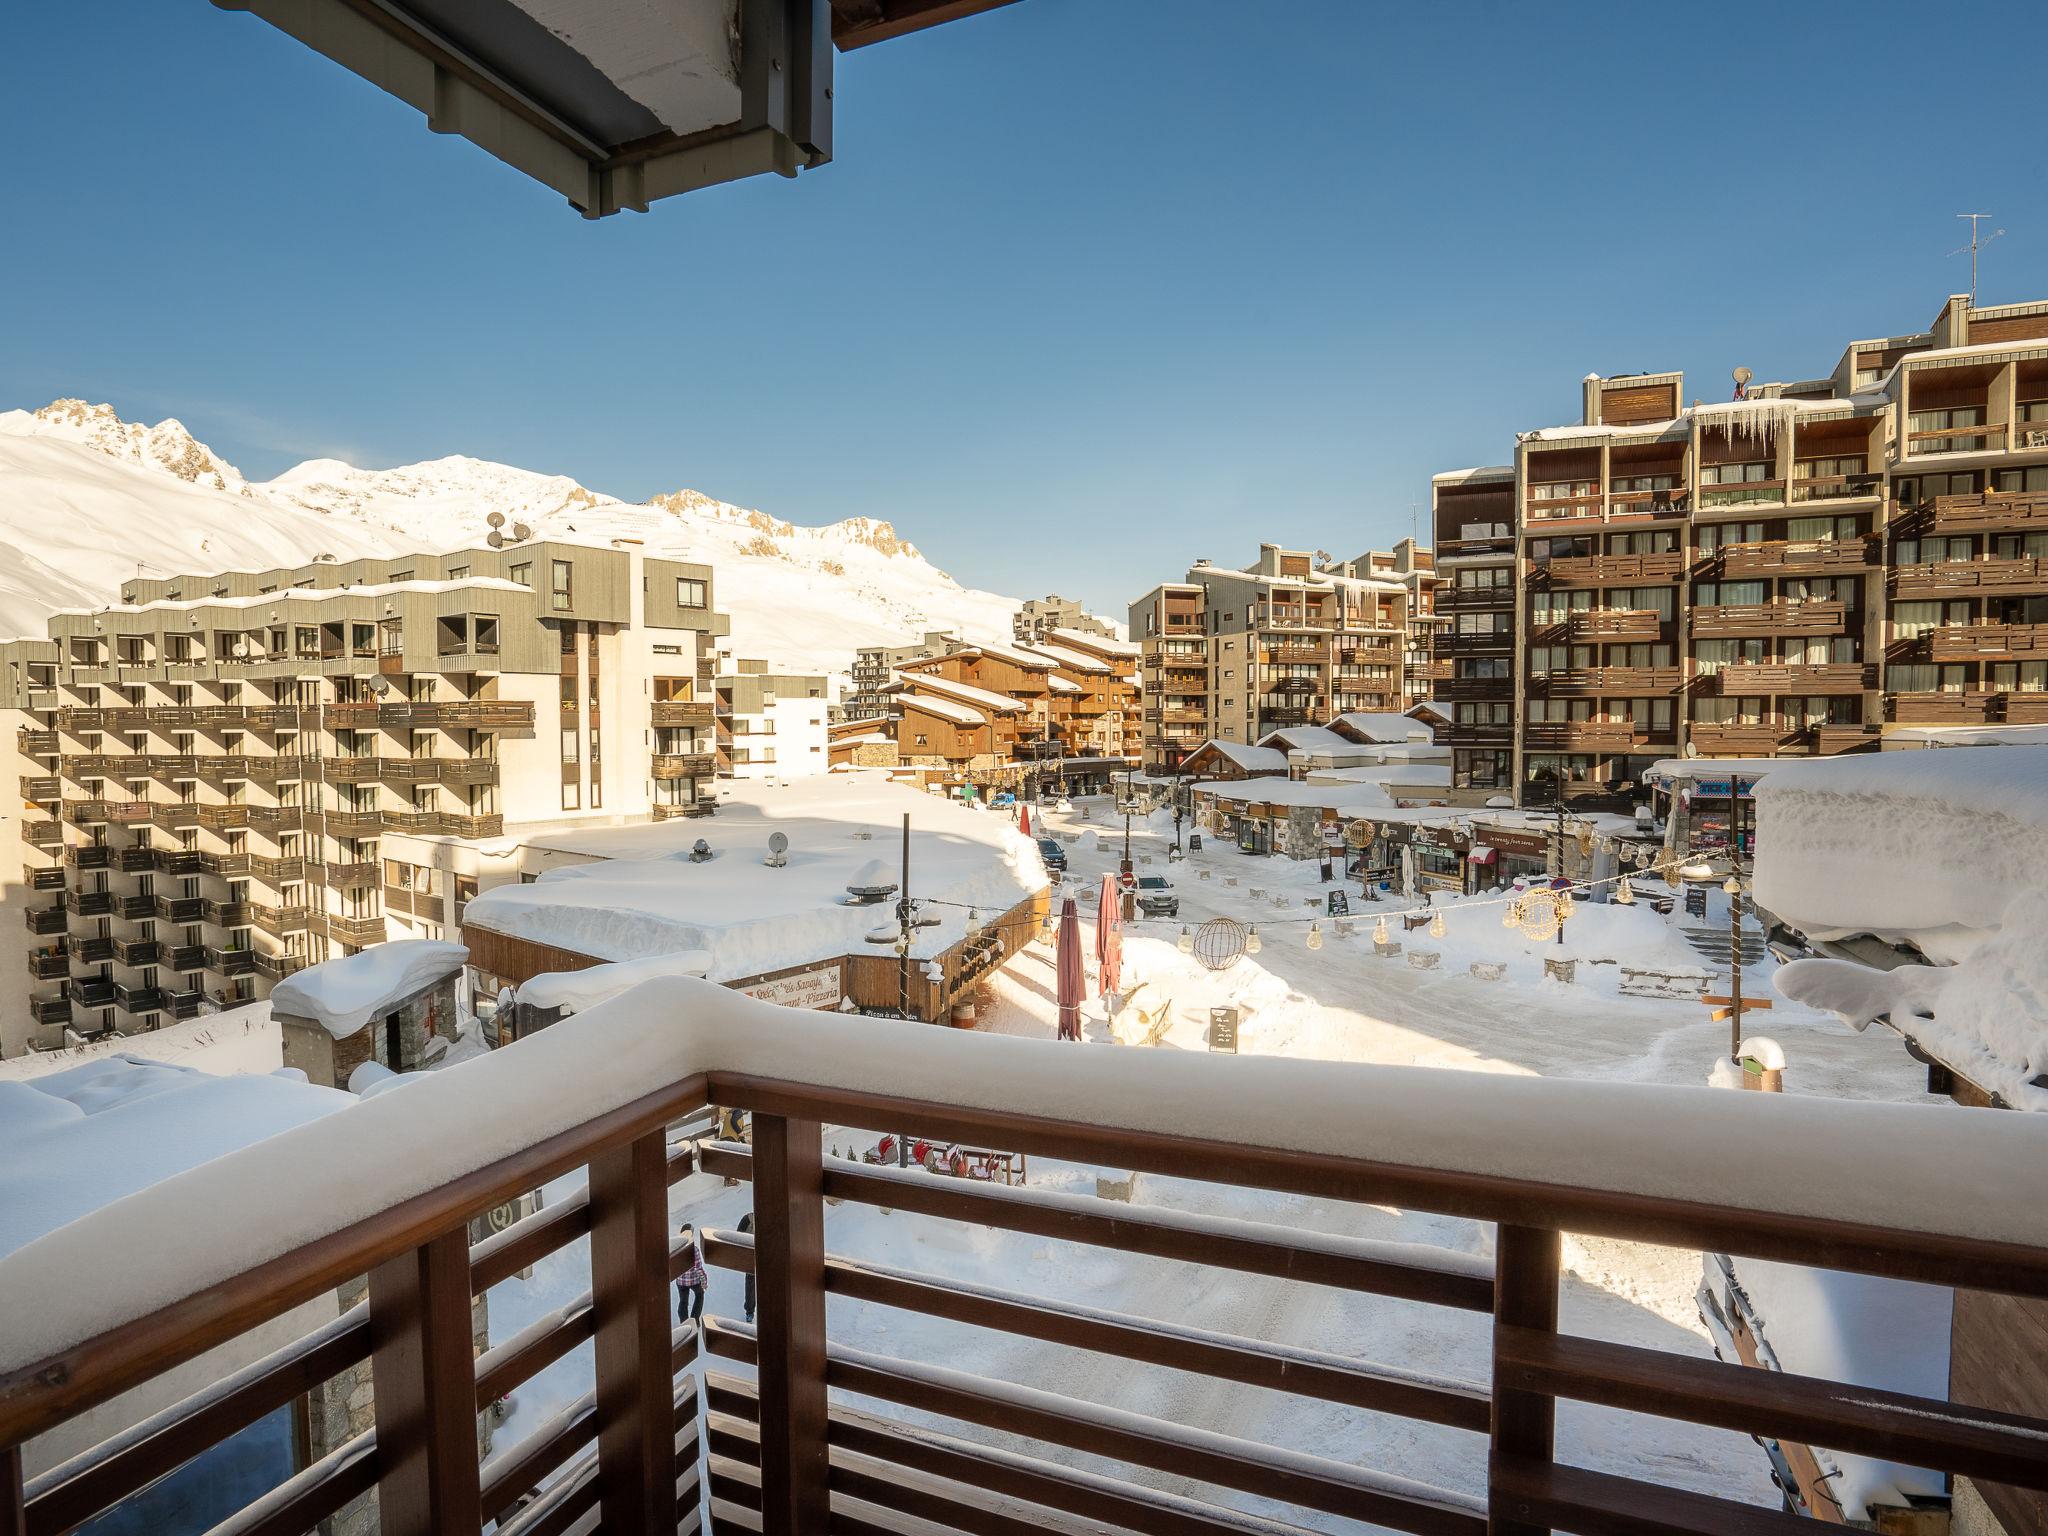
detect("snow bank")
[1776,895,2048,1111]
[1753,746,2048,962]
[5,976,2045,1374]
[266,941,468,1039]
[0,1005,280,1083]
[518,951,713,1014]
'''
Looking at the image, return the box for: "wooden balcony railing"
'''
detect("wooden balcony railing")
[1691,601,1847,639]
[1926,622,2048,661]
[651,700,715,729]
[1927,489,2048,532]
[1530,609,1664,643]
[1890,555,2048,599]
[1886,691,2001,725]
[1535,667,1683,697]
[1707,663,1875,696]
[1714,539,1875,578]
[4,999,2048,1536]
[1531,552,1684,588]
[1522,721,1660,752]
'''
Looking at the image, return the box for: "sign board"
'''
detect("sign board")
[1207,1005,1240,1054]
[1326,889,1351,916]
[1703,995,1771,1010]
[1320,823,1345,849]
[1189,833,1202,851]
[741,962,843,1011]
[1684,884,1709,919]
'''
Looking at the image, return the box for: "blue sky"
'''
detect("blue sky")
[3,1,2042,616]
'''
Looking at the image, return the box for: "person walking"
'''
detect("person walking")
[675,1224,708,1328]
[737,1213,756,1325]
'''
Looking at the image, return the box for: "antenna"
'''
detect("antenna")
[1949,213,2004,308]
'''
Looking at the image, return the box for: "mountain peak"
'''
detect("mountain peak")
[18,399,250,497]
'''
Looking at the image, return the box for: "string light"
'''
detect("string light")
[1428,910,1446,939]
[1306,921,1323,951]
[1615,875,1635,905]
[1245,925,1262,954]
[1176,924,1194,954]
[1373,915,1388,944]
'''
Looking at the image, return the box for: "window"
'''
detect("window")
[509,563,532,587]
[448,565,469,580]
[551,561,573,612]
[561,781,580,811]
[676,577,707,608]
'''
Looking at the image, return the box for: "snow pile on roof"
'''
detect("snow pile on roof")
[1334,712,1436,743]
[1775,895,2048,1111]
[1020,641,1111,673]
[1196,776,1445,812]
[0,1057,352,1262]
[887,671,1026,713]
[267,940,469,1038]
[1049,627,1138,658]
[7,974,2047,1374]
[0,1003,280,1083]
[892,689,988,726]
[1186,740,1288,774]
[1754,746,2048,962]
[519,951,714,1014]
[1255,725,1358,755]
[463,778,1044,978]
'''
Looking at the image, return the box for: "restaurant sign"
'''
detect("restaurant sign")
[741,962,843,1011]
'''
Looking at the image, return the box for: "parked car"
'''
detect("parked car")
[1134,874,1178,918]
[1037,837,1068,873]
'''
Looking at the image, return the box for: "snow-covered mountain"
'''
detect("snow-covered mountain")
[0,400,1059,682]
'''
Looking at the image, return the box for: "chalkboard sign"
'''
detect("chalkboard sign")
[1685,884,1709,919]
[1326,889,1350,916]
[1208,1005,1240,1054]
[1189,833,1202,852]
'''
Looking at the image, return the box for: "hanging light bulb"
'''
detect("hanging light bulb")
[1307,921,1323,951]
[1615,875,1635,905]
[1722,875,1742,897]
[1176,924,1194,954]
[1372,915,1388,944]
[1245,924,1262,954]
[1502,897,1521,929]
[1428,909,1446,939]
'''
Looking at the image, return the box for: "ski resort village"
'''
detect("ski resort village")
[3,4,2048,1536]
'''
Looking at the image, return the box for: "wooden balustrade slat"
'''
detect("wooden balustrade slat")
[202,1430,377,1536]
[493,1453,602,1536]
[1495,1323,2048,1494]
[478,1395,597,1525]
[473,1302,594,1410]
[367,1228,483,1536]
[469,1198,592,1293]
[1489,1457,1814,1536]
[752,1115,831,1535]
[1488,1226,1560,1536]
[2,1447,22,1536]
[698,1140,1495,1311]
[701,1229,1489,1432]
[588,1127,680,1532]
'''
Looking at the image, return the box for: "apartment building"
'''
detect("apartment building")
[715,662,829,779]
[845,629,961,721]
[1014,594,1117,646]
[1323,538,1444,708]
[3,541,729,1057]
[1128,545,1410,777]
[1427,291,2048,807]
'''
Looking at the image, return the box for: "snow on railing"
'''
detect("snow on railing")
[5,975,2048,1378]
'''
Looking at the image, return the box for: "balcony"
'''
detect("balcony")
[25,865,65,892]
[2006,693,2048,724]
[252,903,311,935]
[1907,420,2002,454]
[1690,601,1846,639]
[64,889,114,918]
[65,800,154,827]
[204,899,254,927]
[17,728,57,756]
[64,844,113,871]
[74,936,115,965]
[28,950,69,981]
[1927,489,2048,533]
[205,946,260,978]
[437,758,501,786]
[1446,719,1514,745]
[29,995,70,1026]
[6,1012,2043,1536]
[199,850,253,877]
[1684,721,1799,755]
[653,753,718,780]
[111,937,161,968]
[1695,478,1786,511]
[1522,721,1659,753]
[71,976,115,1008]
[109,892,154,921]
[1438,630,1513,656]
[19,774,60,801]
[152,848,203,875]
[251,854,307,884]
[1926,622,2048,662]
[1604,486,1691,516]
[1531,552,1684,588]
[1535,667,1683,698]
[165,989,206,1020]
[381,810,505,838]
[1714,539,1875,578]
[651,699,715,728]
[376,698,533,730]
[318,912,390,946]
[1523,488,1603,522]
[1887,691,2000,725]
[113,983,165,1015]
[113,845,156,872]
[1788,470,1884,502]
[1890,555,2048,599]
[154,895,206,924]
[1707,663,1874,696]
[329,859,379,887]
[25,821,63,847]
[1532,609,1663,643]
[167,944,207,973]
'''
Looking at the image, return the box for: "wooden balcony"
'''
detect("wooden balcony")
[1694,479,1786,510]
[24,905,66,935]
[251,903,312,935]
[1521,721,1659,752]
[1535,667,1684,697]
[1691,601,1846,639]
[653,753,718,781]
[317,912,390,946]
[1708,663,1875,696]
[1788,470,1884,502]
[1928,489,2048,532]
[379,700,536,730]
[1531,552,1684,588]
[28,949,69,979]
[1533,609,1664,643]
[1927,622,2048,661]
[1890,555,2048,599]
[25,865,66,892]
[1714,539,1875,578]
[1523,489,1603,521]
[205,945,261,978]
[1887,691,2000,725]
[7,1008,2046,1536]
[2005,693,2048,724]
[1604,487,1691,516]
[651,699,715,728]
[17,729,57,757]
[1907,422,2003,453]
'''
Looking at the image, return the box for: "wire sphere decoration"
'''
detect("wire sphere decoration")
[1192,916,1248,972]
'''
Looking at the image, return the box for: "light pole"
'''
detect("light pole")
[1722,873,1745,1065]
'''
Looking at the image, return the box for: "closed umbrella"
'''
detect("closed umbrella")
[1055,896,1084,1041]
[1095,872,1122,1000]
[1018,802,1031,837]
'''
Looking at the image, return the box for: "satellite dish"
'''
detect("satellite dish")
[512,523,532,541]
[486,511,506,528]
[765,830,789,867]
[1732,366,1754,386]
[487,531,505,548]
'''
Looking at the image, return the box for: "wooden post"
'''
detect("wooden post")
[1,1444,25,1536]
[1490,1224,1561,1536]
[368,1229,482,1536]
[752,1113,830,1533]
[588,1128,681,1533]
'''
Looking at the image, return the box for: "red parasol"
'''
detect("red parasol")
[1018,802,1031,837]
[1095,872,1122,999]
[1055,896,1084,1041]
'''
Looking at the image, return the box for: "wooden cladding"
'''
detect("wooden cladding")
[1967,312,2048,346]
[1598,381,1678,425]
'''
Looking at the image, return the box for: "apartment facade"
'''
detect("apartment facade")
[3,541,729,1056]
[1427,292,2048,807]
[1129,545,1410,777]
[1324,538,1444,708]
[715,662,829,779]
[1014,594,1116,646]
[846,629,961,721]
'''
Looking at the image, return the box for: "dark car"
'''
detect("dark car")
[1037,837,1067,872]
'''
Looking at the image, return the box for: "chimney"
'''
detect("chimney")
[1582,373,1603,426]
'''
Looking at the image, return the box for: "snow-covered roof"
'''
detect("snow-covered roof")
[1255,725,1360,756]
[1646,757,1786,783]
[1881,723,2048,749]
[1431,465,1514,485]
[893,690,989,727]
[1184,740,1289,774]
[55,577,530,619]
[268,940,469,1039]
[1019,641,1111,674]
[1046,674,1083,694]
[1332,712,1436,744]
[463,778,1047,979]
[519,951,713,1013]
[1405,701,1449,721]
[831,732,891,747]
[1193,777,1440,812]
[887,671,1026,714]
[0,1057,352,1261]
[956,639,1055,670]
[1524,391,1883,446]
[1048,627,1139,658]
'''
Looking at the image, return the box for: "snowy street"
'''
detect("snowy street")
[487,794,1936,1530]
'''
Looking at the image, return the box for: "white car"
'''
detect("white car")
[1134,874,1179,918]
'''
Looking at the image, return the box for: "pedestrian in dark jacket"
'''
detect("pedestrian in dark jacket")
[737,1213,756,1324]
[675,1224,708,1326]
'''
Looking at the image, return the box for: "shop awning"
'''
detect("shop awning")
[1468,845,1498,864]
